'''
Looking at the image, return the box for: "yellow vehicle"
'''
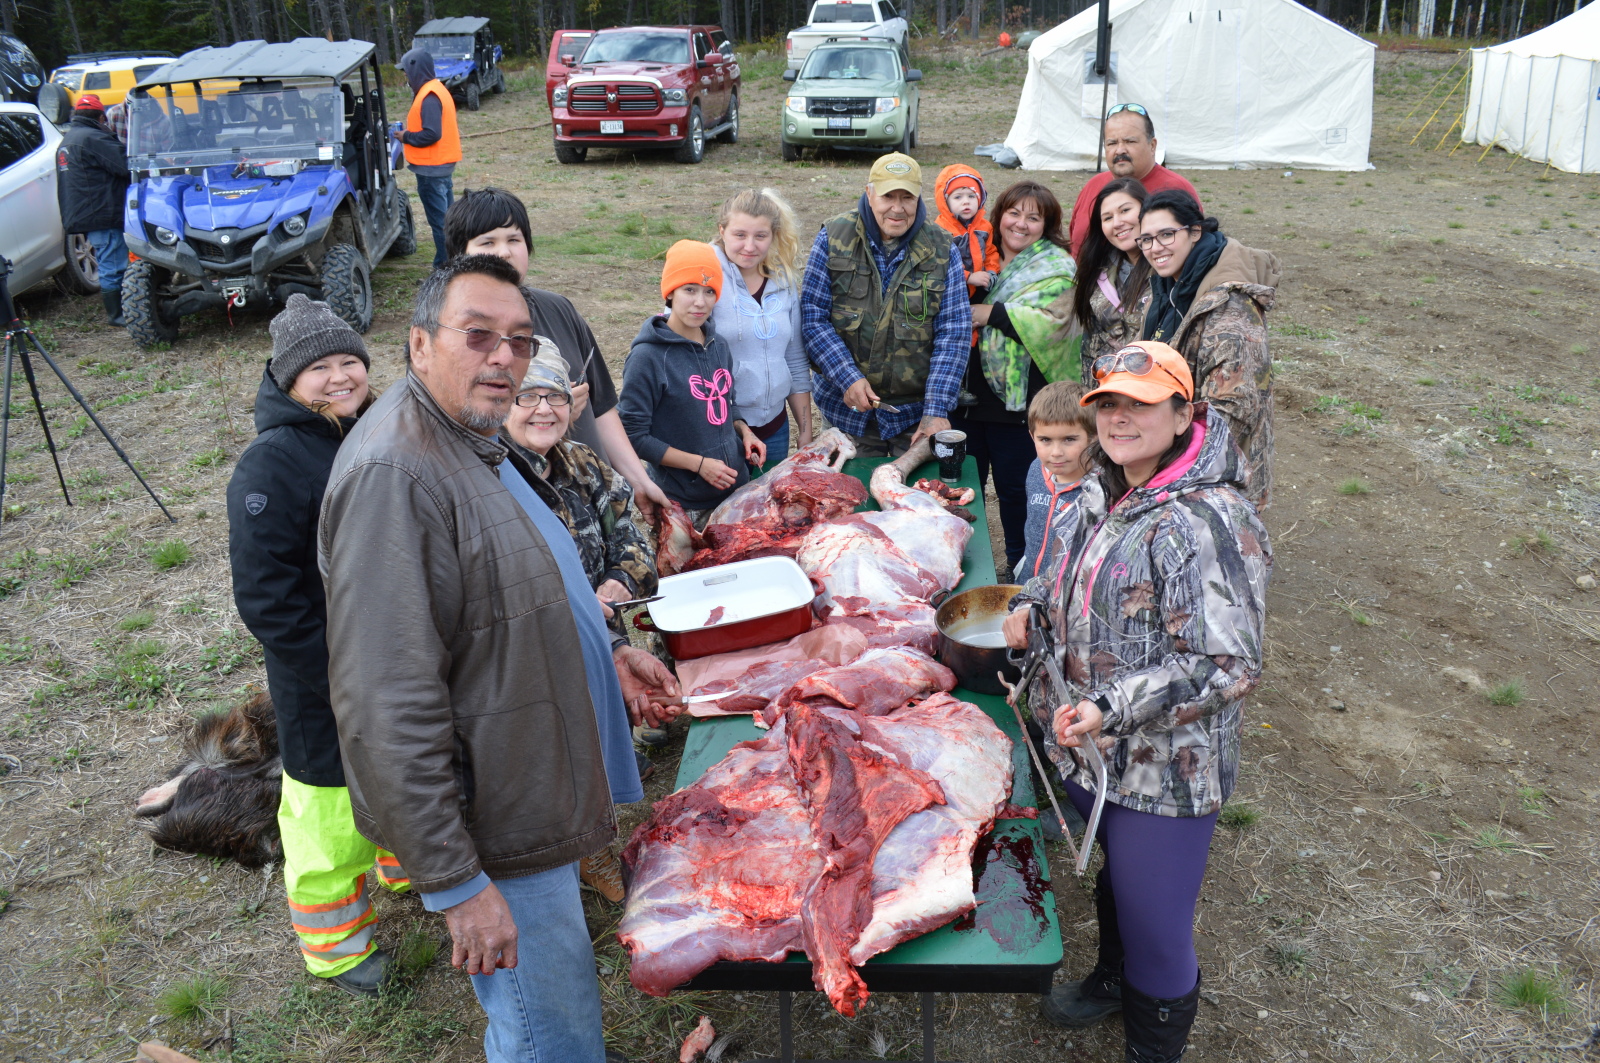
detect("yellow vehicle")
[49,51,174,108]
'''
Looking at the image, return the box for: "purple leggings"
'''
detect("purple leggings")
[1065,781,1217,998]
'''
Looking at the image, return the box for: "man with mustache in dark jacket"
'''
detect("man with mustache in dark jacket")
[1067,104,1202,258]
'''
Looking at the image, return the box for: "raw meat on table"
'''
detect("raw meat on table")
[765,647,956,723]
[620,693,1014,1016]
[620,715,818,996]
[653,501,707,577]
[687,431,866,571]
[787,700,948,1017]
[692,657,834,715]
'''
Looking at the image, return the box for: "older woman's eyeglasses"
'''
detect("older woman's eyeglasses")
[514,390,571,408]
[1133,226,1194,251]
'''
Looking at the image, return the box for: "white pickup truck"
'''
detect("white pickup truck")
[786,0,908,70]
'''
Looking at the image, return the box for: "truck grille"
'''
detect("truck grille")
[570,84,609,112]
[807,97,872,118]
[814,127,868,137]
[569,82,661,113]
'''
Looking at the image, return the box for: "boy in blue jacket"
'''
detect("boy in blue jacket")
[1017,381,1095,583]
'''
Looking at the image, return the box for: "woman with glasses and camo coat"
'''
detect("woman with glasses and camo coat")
[1137,190,1280,509]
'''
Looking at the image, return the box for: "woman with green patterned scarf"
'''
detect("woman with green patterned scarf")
[959,180,1078,575]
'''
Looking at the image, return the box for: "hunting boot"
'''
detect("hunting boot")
[327,947,392,997]
[580,847,627,904]
[1121,973,1201,1063]
[1039,869,1123,1026]
[101,290,125,327]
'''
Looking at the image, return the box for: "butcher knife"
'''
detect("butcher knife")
[871,399,902,413]
[652,691,735,706]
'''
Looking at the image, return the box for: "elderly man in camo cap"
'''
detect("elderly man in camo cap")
[799,151,973,457]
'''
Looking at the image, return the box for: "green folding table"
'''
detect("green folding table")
[668,455,1064,1062]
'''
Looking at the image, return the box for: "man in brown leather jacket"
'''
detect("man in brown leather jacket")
[319,255,679,1062]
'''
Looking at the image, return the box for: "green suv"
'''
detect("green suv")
[780,39,920,161]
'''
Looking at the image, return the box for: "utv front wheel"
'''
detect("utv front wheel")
[465,81,481,111]
[321,244,374,332]
[121,260,179,348]
[554,140,587,164]
[389,193,418,258]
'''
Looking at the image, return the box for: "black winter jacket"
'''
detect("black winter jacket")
[56,113,129,234]
[226,367,354,787]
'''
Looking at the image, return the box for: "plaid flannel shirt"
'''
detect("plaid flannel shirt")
[800,220,971,439]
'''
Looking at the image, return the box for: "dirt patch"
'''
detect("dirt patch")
[1,46,1597,1063]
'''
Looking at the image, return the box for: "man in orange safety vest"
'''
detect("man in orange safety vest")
[397,48,462,267]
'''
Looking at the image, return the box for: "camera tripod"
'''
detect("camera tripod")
[0,258,173,523]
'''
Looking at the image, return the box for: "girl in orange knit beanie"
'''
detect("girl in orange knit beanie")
[617,241,766,523]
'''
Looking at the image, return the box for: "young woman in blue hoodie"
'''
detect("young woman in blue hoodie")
[619,241,766,521]
[711,188,812,463]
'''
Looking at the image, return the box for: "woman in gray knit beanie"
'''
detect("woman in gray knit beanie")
[222,294,402,997]
[269,293,372,419]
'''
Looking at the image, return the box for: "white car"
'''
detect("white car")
[0,101,98,296]
[787,0,909,70]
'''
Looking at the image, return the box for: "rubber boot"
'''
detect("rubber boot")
[1040,868,1124,1027]
[101,290,126,327]
[327,947,392,997]
[1122,972,1202,1063]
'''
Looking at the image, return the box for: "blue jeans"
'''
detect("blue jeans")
[413,174,454,267]
[470,862,607,1063]
[86,229,127,293]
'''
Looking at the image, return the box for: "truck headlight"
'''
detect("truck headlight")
[154,226,178,246]
[663,88,686,103]
[282,213,307,237]
[553,86,568,105]
[875,97,900,114]
[785,96,806,112]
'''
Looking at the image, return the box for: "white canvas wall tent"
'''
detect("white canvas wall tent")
[1461,1,1600,173]
[1002,0,1376,171]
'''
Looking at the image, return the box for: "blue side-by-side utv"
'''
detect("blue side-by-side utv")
[410,16,504,112]
[120,38,416,347]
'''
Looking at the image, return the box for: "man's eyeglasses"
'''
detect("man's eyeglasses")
[1106,102,1149,119]
[1133,226,1194,251]
[437,324,535,360]
[514,390,571,408]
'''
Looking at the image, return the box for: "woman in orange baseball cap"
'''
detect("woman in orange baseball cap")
[1006,339,1272,1063]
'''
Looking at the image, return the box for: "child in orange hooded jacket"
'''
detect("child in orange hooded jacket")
[933,165,1003,299]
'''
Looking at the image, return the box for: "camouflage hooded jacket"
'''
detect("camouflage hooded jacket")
[1078,261,1153,382]
[519,438,658,612]
[1170,238,1280,510]
[1018,406,1272,818]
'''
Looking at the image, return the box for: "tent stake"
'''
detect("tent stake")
[1433,111,1463,151]
[1411,69,1469,145]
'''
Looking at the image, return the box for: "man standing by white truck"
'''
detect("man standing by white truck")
[787,0,908,69]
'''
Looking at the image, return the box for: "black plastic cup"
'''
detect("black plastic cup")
[933,429,967,483]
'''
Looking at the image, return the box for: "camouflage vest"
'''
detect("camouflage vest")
[823,211,952,406]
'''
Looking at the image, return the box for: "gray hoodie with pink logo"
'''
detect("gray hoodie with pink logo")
[618,314,750,509]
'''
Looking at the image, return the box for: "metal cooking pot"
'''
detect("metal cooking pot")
[933,584,1023,695]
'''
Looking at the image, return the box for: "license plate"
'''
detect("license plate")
[600,119,624,134]
[827,116,853,129]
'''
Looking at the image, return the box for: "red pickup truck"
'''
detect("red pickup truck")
[547,25,740,165]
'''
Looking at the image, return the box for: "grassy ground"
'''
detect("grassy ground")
[1,40,1597,1063]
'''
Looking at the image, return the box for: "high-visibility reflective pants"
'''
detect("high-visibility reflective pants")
[278,774,411,977]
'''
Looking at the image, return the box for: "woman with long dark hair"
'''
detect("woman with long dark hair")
[1138,189,1279,507]
[1072,176,1153,381]
[960,179,1078,576]
[1003,340,1271,1063]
